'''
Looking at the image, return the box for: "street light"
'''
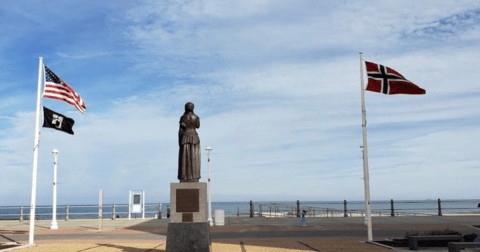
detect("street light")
[51,149,59,230]
[206,146,213,226]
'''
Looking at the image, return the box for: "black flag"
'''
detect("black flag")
[42,107,75,135]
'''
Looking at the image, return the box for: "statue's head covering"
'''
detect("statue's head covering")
[185,102,194,112]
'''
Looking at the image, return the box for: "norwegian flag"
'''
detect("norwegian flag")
[365,61,425,95]
[43,65,86,113]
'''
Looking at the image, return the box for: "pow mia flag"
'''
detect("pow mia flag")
[42,107,75,135]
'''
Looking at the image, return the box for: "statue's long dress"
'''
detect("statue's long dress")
[178,116,201,182]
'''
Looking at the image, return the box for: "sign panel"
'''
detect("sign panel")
[131,193,142,214]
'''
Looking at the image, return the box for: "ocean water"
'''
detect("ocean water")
[1,200,479,220]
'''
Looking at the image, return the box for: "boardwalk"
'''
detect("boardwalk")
[1,216,479,251]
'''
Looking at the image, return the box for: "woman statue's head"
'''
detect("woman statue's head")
[185,102,194,112]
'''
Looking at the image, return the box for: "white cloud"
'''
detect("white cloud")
[56,52,112,60]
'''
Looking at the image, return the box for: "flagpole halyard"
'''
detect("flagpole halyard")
[359,52,373,242]
[29,57,43,245]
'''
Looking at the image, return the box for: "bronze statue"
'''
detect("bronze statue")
[178,102,201,182]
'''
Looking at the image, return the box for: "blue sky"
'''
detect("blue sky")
[1,1,480,205]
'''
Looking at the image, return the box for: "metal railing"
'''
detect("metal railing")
[0,203,164,221]
[250,199,480,218]
[1,199,479,221]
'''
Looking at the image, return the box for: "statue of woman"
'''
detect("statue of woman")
[178,102,201,182]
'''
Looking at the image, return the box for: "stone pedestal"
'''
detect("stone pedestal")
[166,182,211,252]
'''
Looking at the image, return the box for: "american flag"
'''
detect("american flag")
[43,65,86,114]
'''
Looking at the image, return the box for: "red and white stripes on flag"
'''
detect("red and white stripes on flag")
[43,65,86,114]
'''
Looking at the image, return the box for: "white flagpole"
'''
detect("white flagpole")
[29,56,43,245]
[359,52,373,241]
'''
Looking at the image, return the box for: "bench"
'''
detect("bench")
[448,242,480,252]
[409,235,463,250]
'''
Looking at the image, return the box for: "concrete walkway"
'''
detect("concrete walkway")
[0,216,479,251]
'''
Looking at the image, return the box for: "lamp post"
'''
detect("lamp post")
[206,146,213,226]
[50,149,59,230]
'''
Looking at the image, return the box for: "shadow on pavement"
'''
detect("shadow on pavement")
[123,218,389,251]
[80,226,101,231]
[0,244,20,250]
[125,218,313,250]
[94,243,165,252]
[1,233,20,243]
[125,219,168,235]
[0,230,27,235]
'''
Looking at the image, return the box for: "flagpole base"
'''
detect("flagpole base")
[50,222,58,230]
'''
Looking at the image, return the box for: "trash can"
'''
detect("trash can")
[214,209,225,226]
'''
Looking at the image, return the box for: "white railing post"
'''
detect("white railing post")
[98,189,103,231]
[128,190,131,220]
[142,190,145,219]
